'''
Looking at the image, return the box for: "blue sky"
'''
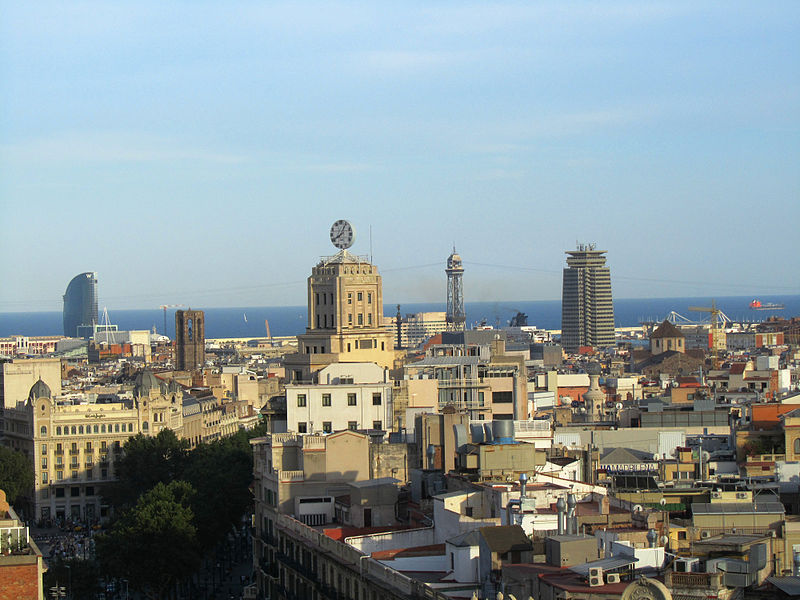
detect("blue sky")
[1,2,798,311]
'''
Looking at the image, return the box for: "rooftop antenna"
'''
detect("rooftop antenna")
[369,225,373,264]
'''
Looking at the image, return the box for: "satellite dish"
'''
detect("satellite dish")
[615,403,623,411]
[633,504,643,512]
[659,497,667,507]
[653,453,662,460]
[702,451,711,461]
[671,381,679,388]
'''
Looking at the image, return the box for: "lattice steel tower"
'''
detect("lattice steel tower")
[446,247,466,331]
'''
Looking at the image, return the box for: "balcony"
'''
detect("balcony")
[666,571,722,589]
[54,449,64,456]
[69,449,79,456]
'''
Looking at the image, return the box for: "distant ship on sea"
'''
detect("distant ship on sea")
[750,299,785,310]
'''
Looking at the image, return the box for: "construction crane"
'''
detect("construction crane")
[264,319,273,347]
[688,300,729,368]
[158,304,184,337]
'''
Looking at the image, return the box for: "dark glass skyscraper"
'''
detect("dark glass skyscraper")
[561,245,615,351]
[63,272,98,337]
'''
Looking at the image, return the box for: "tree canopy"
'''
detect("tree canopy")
[0,445,34,504]
[96,481,201,599]
[105,429,189,509]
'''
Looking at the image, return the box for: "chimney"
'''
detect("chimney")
[556,497,566,535]
[519,472,528,499]
[599,495,609,516]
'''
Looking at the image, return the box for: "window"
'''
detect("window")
[101,424,106,433]
[347,394,357,406]
[56,426,61,436]
[41,458,47,469]
[71,487,80,497]
[93,425,99,433]
[323,422,332,433]
[71,426,76,435]
[357,314,363,325]
[367,292,372,304]
[41,444,47,455]
[348,421,358,431]
[297,394,307,407]
[142,422,148,432]
[41,472,48,484]
[372,392,382,405]
[367,313,372,325]
[492,391,513,404]
[297,422,308,434]
[56,470,63,481]
[372,421,382,430]
[795,438,800,454]
[55,487,64,498]
[678,531,687,540]
[78,425,83,434]
[86,486,94,496]
[322,394,331,407]
[348,314,353,325]
[347,293,352,305]
[357,292,363,301]
[40,426,47,436]
[115,424,120,433]
[86,442,92,451]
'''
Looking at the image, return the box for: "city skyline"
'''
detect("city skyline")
[1,2,799,311]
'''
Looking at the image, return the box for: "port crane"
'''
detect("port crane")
[688,300,731,368]
[158,304,184,337]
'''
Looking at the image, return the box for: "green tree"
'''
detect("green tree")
[96,481,201,599]
[106,429,189,509]
[183,432,253,547]
[0,445,34,504]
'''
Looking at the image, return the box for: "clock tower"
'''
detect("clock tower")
[284,221,396,382]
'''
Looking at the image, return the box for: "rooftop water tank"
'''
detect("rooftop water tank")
[492,420,514,444]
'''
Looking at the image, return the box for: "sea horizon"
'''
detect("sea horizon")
[1,294,798,340]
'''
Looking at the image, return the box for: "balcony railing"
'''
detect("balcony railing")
[69,449,79,455]
[667,571,721,589]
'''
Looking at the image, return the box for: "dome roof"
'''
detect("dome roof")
[28,379,51,402]
[133,370,160,397]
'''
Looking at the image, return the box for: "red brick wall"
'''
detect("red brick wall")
[0,563,40,600]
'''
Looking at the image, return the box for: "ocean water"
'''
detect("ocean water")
[1,295,798,340]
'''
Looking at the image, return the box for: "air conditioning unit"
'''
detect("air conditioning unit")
[589,575,603,587]
[700,530,711,539]
[606,573,620,584]
[588,566,603,586]
[711,491,722,499]
[736,492,748,499]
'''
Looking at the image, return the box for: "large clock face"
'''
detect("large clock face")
[330,219,355,249]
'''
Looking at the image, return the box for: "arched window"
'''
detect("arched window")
[71,426,76,435]
[93,425,99,434]
[795,438,800,455]
[142,421,149,432]
[78,425,84,434]
[101,424,106,433]
[115,424,120,433]
[56,426,62,435]
[40,426,47,436]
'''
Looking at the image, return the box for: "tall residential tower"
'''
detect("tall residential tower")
[561,244,615,351]
[62,272,98,338]
[445,247,465,332]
